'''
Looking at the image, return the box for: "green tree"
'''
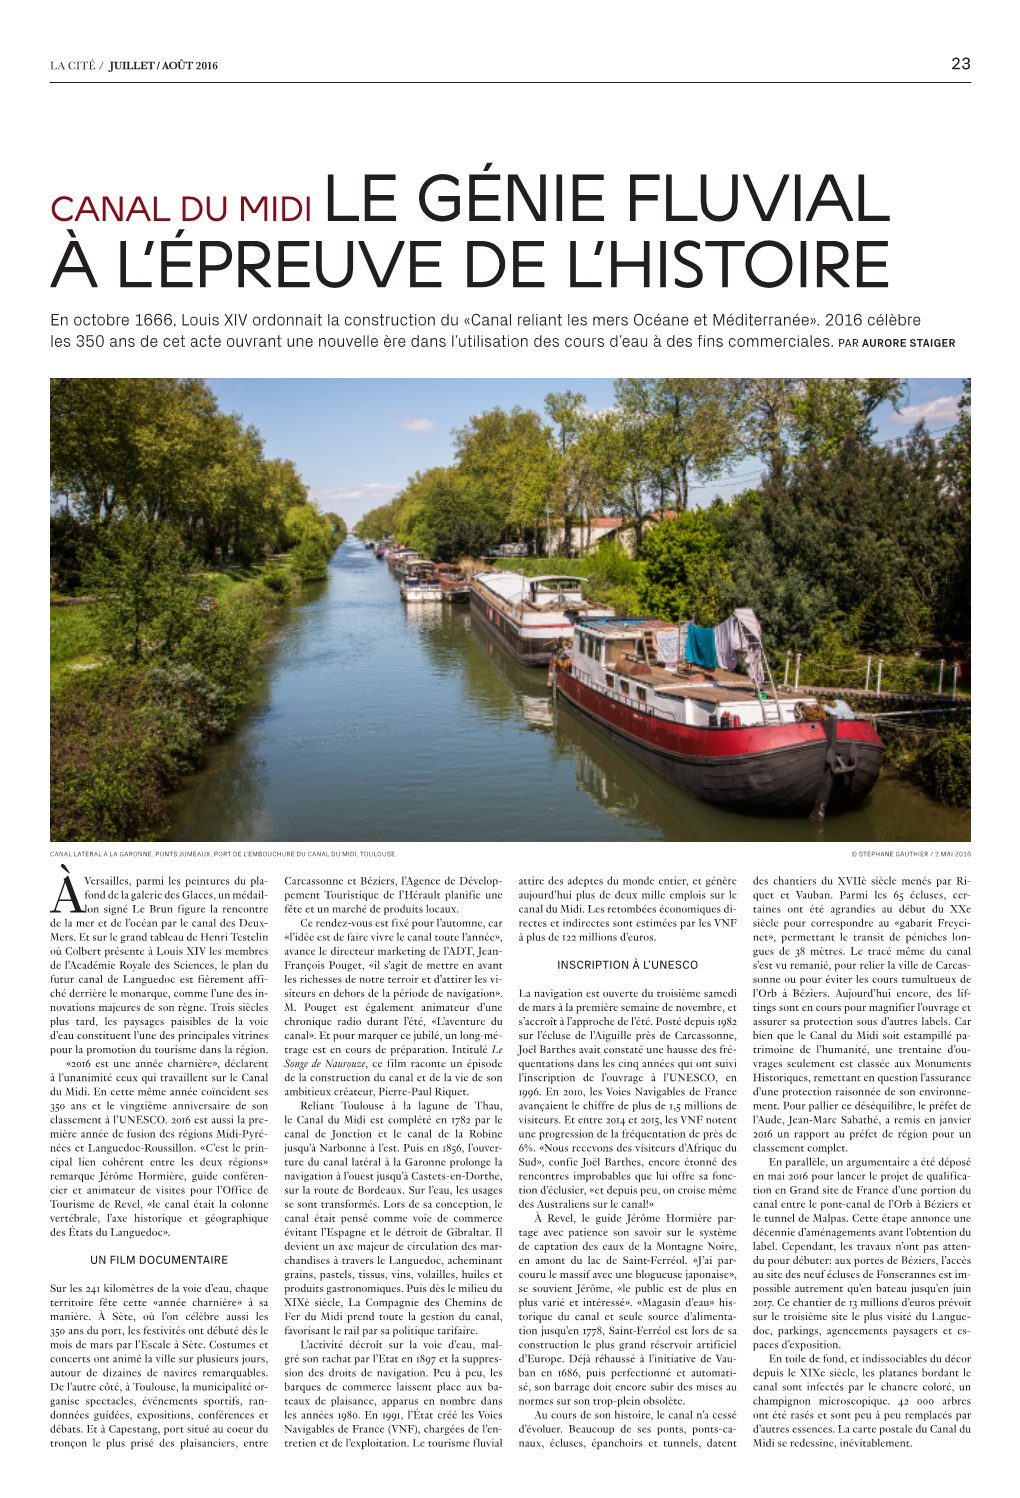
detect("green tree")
[50,378,193,525]
[637,511,732,621]
[395,467,505,560]
[940,379,971,501]
[285,500,338,579]
[727,427,969,652]
[356,498,403,542]
[50,378,310,563]
[613,377,744,510]
[50,509,94,593]
[551,415,622,553]
[84,516,203,664]
[542,389,590,548]
[452,405,552,545]
[736,377,801,481]
[789,378,906,458]
[544,390,588,458]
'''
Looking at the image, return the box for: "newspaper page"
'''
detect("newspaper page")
[14,9,1012,1498]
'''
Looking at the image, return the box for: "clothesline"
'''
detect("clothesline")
[652,608,765,682]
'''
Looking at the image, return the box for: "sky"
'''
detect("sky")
[203,376,967,528]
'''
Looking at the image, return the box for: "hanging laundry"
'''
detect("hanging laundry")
[655,627,680,665]
[714,614,743,670]
[733,607,762,642]
[684,623,717,669]
[733,607,765,684]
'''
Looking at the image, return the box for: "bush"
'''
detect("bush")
[51,672,193,840]
[50,510,94,593]
[590,541,641,589]
[147,661,226,740]
[180,587,275,719]
[915,723,971,807]
[51,589,282,840]
[591,583,638,618]
[795,634,959,695]
[884,721,971,808]
[637,514,730,622]
[84,516,203,663]
[290,538,330,581]
[869,656,952,694]
[258,562,296,597]
[796,626,863,689]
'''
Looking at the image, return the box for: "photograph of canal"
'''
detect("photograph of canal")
[50,377,971,843]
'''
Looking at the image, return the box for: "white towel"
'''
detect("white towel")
[655,627,680,665]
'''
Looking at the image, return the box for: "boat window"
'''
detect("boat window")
[606,673,615,688]
[636,687,646,703]
[620,680,629,695]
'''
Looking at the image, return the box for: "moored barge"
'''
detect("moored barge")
[400,560,443,603]
[470,571,615,666]
[550,615,883,819]
[436,564,472,603]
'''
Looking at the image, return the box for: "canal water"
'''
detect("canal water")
[164,541,971,843]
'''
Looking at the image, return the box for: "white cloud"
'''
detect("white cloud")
[309,482,399,504]
[890,396,962,427]
[396,416,436,434]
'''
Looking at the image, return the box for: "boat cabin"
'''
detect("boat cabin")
[524,575,598,611]
[568,619,820,729]
[402,559,440,586]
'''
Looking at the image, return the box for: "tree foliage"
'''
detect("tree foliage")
[84,516,203,664]
[398,467,506,561]
[613,377,745,510]
[353,376,969,655]
[787,378,906,459]
[637,510,733,622]
[51,378,311,562]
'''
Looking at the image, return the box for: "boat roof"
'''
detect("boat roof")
[578,618,675,636]
[528,574,590,584]
[476,570,593,605]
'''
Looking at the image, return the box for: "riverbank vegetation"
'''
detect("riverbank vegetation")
[883,721,971,808]
[50,378,345,840]
[357,377,970,803]
[357,377,969,658]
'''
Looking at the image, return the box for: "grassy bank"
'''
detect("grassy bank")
[51,557,305,841]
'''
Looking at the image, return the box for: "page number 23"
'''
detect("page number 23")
[951,56,971,69]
